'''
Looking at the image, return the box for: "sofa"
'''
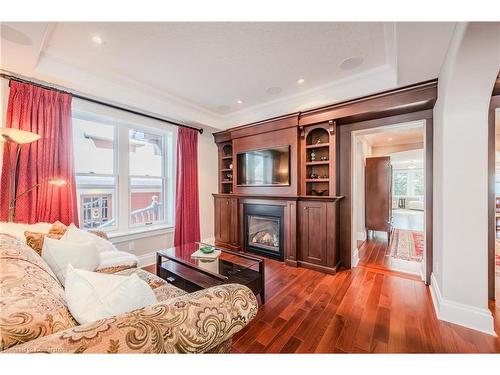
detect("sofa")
[0,224,258,354]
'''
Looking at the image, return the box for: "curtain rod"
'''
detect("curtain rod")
[0,73,204,134]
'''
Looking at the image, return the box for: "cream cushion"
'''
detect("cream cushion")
[65,265,157,325]
[42,236,100,285]
[62,224,116,253]
[0,222,53,242]
[97,250,139,271]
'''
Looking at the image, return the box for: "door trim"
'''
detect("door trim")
[338,109,434,284]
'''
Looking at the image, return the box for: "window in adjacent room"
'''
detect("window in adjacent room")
[392,169,424,197]
[393,171,409,196]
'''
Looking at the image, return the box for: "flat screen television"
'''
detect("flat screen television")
[236,146,290,186]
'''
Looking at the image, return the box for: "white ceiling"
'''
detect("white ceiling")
[363,127,424,147]
[0,22,456,130]
[390,149,424,170]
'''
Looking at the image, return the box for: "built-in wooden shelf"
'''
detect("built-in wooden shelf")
[220,143,234,194]
[306,143,329,149]
[305,161,329,166]
[305,178,329,182]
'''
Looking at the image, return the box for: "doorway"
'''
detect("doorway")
[351,120,427,279]
[491,105,500,305]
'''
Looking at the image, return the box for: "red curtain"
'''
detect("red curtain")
[174,127,200,248]
[0,81,79,225]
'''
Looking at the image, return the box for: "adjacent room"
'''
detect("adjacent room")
[353,124,425,275]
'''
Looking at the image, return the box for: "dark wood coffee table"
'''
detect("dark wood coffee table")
[156,242,265,303]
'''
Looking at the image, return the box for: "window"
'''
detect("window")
[392,169,424,197]
[73,113,175,234]
[81,194,112,229]
[73,118,117,231]
[393,171,408,196]
[129,130,166,227]
[413,171,424,196]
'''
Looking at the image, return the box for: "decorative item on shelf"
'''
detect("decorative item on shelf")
[310,150,316,161]
[310,173,318,179]
[320,156,328,161]
[229,163,233,169]
[322,174,328,179]
[312,189,328,196]
[316,138,323,144]
[226,173,232,180]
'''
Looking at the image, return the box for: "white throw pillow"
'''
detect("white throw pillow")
[42,236,100,285]
[65,265,157,325]
[62,224,116,253]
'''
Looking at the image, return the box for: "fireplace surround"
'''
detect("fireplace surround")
[243,204,284,261]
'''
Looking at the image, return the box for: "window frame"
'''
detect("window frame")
[127,127,169,229]
[72,110,175,236]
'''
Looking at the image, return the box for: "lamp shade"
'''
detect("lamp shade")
[0,128,41,144]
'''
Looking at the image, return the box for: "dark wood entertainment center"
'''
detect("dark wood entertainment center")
[213,80,438,275]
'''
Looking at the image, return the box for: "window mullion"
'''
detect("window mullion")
[118,124,129,234]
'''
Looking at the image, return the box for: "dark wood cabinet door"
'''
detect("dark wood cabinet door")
[298,201,327,265]
[219,198,232,244]
[214,197,239,247]
[229,198,238,246]
[365,156,392,233]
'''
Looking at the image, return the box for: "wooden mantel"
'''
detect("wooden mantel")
[212,193,344,202]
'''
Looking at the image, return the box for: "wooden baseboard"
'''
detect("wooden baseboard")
[296,260,339,275]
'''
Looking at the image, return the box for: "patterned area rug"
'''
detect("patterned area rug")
[390,229,424,262]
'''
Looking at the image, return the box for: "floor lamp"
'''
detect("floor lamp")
[1,128,67,222]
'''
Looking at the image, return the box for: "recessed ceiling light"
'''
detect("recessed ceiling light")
[236,100,243,104]
[340,56,364,70]
[266,87,283,95]
[297,78,305,84]
[92,35,104,45]
[388,137,393,141]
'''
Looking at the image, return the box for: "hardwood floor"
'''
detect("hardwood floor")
[145,239,500,353]
[358,233,422,276]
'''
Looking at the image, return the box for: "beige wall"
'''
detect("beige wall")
[432,22,499,334]
[351,136,371,265]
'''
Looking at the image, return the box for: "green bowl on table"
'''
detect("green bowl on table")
[199,245,215,254]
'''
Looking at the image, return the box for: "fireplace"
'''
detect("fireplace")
[243,204,284,260]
